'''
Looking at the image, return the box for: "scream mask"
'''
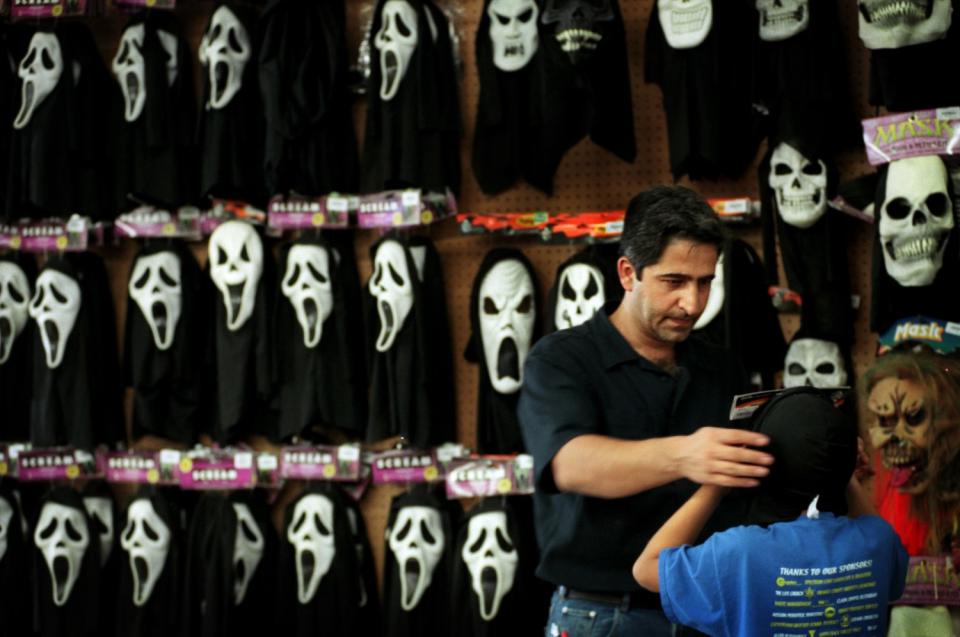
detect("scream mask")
[477,257,536,394]
[208,220,264,332]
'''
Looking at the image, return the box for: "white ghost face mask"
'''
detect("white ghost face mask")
[29,269,81,370]
[488,0,539,71]
[768,142,828,229]
[479,259,535,394]
[286,494,336,605]
[369,240,425,352]
[694,252,724,330]
[199,5,251,110]
[783,338,847,388]
[14,32,64,130]
[282,245,334,349]
[461,511,517,621]
[83,496,114,568]
[34,502,90,607]
[388,505,445,611]
[858,0,951,49]
[232,503,264,606]
[374,0,419,101]
[112,24,179,122]
[755,0,809,41]
[208,221,264,332]
[554,263,604,330]
[120,498,171,607]
[0,495,14,564]
[0,262,30,366]
[129,252,182,351]
[879,155,954,287]
[658,0,713,49]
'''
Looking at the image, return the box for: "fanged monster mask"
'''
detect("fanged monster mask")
[112,23,179,122]
[29,269,81,369]
[488,0,539,71]
[34,502,90,607]
[693,252,724,330]
[286,494,336,605]
[232,502,264,606]
[199,5,251,110]
[120,498,171,607]
[388,505,445,611]
[755,0,809,41]
[83,496,114,568]
[14,32,63,130]
[129,251,182,351]
[554,263,604,330]
[0,495,12,563]
[282,245,333,349]
[208,221,264,332]
[879,155,954,287]
[374,0,419,101]
[0,261,30,366]
[369,240,425,352]
[783,338,847,388]
[858,0,952,49]
[542,0,615,63]
[461,511,517,621]
[868,377,934,492]
[768,142,828,229]
[657,0,713,49]
[480,259,535,394]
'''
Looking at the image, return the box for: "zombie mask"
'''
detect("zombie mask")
[0,261,30,366]
[34,502,90,606]
[554,263,604,330]
[388,505,445,611]
[858,0,951,49]
[208,220,264,331]
[693,252,724,330]
[542,0,615,63]
[112,23,179,122]
[479,259,535,394]
[199,5,251,110]
[128,251,182,351]
[657,0,712,49]
[232,502,264,606]
[755,0,809,41]
[488,0,539,71]
[768,142,828,229]
[282,245,334,349]
[868,377,933,492]
[83,495,114,568]
[14,32,63,130]
[783,338,847,388]
[286,494,335,605]
[29,268,81,369]
[878,156,954,287]
[120,498,171,607]
[460,511,517,621]
[369,239,425,352]
[0,494,12,563]
[374,0,420,101]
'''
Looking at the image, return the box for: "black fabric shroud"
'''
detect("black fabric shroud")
[0,26,14,220]
[342,493,382,637]
[82,480,121,637]
[0,480,30,636]
[0,251,37,442]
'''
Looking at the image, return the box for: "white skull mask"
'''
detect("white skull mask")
[128,252,182,351]
[199,5,251,110]
[694,252,724,330]
[768,142,828,229]
[461,511,517,621]
[83,496,114,568]
[232,503,264,606]
[388,505,445,611]
[346,508,368,608]
[29,269,81,370]
[374,0,419,101]
[858,0,952,49]
[554,263,604,330]
[658,0,713,49]
[879,156,954,287]
[0,495,13,564]
[14,32,63,130]
[488,0,539,71]
[120,498,171,607]
[112,24,179,122]
[783,338,847,388]
[479,259,535,394]
[756,0,809,41]
[286,494,336,605]
[34,502,90,607]
[0,262,30,366]
[208,221,264,331]
[369,240,425,352]
[282,245,334,349]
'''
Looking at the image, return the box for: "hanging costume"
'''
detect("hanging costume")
[0,480,30,635]
[82,481,120,637]
[0,252,36,441]
[343,494,382,637]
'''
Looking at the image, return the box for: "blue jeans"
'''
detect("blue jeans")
[544,589,676,637]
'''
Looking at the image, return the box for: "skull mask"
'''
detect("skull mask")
[29,268,81,369]
[83,496,114,568]
[542,0,615,64]
[112,24,179,122]
[388,505,445,611]
[879,156,954,287]
[693,252,724,330]
[756,0,809,41]
[488,0,539,71]
[199,5,251,110]
[461,511,517,621]
[120,498,171,607]
[286,494,336,605]
[0,494,13,564]
[657,0,713,49]
[128,251,182,351]
[554,263,604,330]
[369,240,425,352]
[783,338,847,388]
[14,32,63,130]
[858,0,951,49]
[374,0,419,101]
[34,502,90,606]
[479,259,535,394]
[0,261,30,366]
[282,245,334,349]
[768,142,828,229]
[868,377,933,492]
[208,221,264,332]
[232,503,264,606]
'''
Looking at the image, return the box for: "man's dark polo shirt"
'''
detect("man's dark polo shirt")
[518,305,748,594]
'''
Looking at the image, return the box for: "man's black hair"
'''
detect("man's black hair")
[619,185,725,275]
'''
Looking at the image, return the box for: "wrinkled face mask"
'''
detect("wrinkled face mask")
[554,263,604,330]
[83,496,114,568]
[542,0,615,64]
[374,0,419,101]
[768,142,828,229]
[120,498,171,607]
[657,0,713,49]
[488,0,539,71]
[868,377,935,492]
[479,259,535,394]
[0,262,30,366]
[286,494,335,605]
[29,269,81,369]
[112,24,179,122]
[388,505,445,611]
[232,503,264,606]
[755,0,809,41]
[369,240,425,352]
[208,221,264,332]
[199,5,251,110]
[34,502,90,607]
[858,0,951,49]
[282,245,334,349]
[129,252,182,351]
[461,511,517,621]
[14,32,63,130]
[693,252,724,330]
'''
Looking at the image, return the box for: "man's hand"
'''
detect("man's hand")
[674,427,773,488]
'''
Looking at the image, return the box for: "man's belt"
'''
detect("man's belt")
[558,585,661,612]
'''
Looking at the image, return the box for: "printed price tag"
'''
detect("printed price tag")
[280,444,361,481]
[445,454,535,498]
[371,449,442,484]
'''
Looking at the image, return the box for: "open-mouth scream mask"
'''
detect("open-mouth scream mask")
[0,261,30,366]
[479,259,535,394]
[120,498,171,607]
[369,239,426,352]
[208,221,264,332]
[388,505,445,611]
[461,510,517,621]
[129,251,182,351]
[29,269,81,369]
[112,23,179,122]
[34,502,90,607]
[282,245,333,349]
[374,0,419,101]
[14,32,63,130]
[199,5,251,110]
[231,502,264,606]
[286,494,335,605]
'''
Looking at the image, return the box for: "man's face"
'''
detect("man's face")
[622,238,718,344]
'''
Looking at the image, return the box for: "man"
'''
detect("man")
[518,185,774,636]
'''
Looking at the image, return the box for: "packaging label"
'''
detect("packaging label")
[862,108,960,165]
[357,189,455,228]
[0,218,88,252]
[280,444,361,481]
[11,0,86,18]
[371,449,442,484]
[878,315,960,356]
[256,452,281,488]
[101,450,179,485]
[267,194,352,230]
[445,454,535,498]
[179,450,255,489]
[18,447,99,481]
[115,205,201,240]
[896,556,960,606]
[707,197,757,222]
[115,0,174,8]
